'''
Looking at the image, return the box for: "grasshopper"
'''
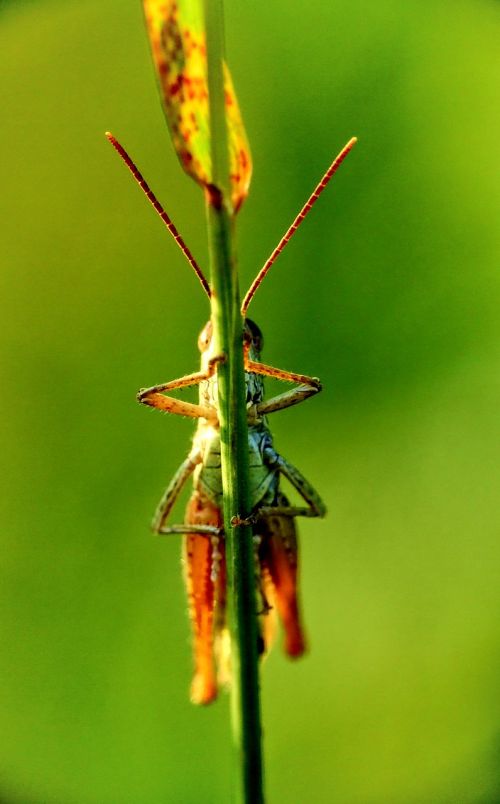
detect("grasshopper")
[107,133,356,704]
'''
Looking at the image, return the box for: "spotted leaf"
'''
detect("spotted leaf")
[143,0,252,212]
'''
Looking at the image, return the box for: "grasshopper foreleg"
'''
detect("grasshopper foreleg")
[245,359,321,417]
[256,383,320,416]
[137,355,224,421]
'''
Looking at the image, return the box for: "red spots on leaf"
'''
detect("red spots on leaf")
[239,148,248,170]
[169,76,183,96]
[143,0,251,211]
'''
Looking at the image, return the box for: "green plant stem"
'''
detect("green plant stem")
[204,2,264,802]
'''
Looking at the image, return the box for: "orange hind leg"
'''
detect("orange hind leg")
[183,491,225,704]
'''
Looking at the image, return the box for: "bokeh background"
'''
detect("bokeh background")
[2,1,500,802]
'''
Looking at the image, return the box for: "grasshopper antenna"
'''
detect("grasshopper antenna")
[105,132,211,299]
[241,136,357,315]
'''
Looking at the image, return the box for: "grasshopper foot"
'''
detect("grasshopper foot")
[230,514,257,527]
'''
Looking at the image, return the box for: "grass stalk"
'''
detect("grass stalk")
[203,1,264,801]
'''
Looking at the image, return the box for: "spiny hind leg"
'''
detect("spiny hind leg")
[257,500,306,657]
[183,493,225,705]
[183,532,217,705]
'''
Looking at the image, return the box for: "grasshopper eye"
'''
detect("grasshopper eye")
[244,318,264,353]
[198,320,213,352]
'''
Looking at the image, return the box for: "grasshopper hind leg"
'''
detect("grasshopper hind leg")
[258,494,307,658]
[184,491,226,705]
[153,458,226,704]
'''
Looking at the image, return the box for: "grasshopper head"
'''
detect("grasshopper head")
[198,319,263,361]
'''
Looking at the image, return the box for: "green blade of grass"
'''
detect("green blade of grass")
[204,1,264,800]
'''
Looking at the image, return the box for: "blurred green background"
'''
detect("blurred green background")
[1,1,499,802]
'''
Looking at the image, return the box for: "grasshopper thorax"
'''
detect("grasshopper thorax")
[198,318,263,363]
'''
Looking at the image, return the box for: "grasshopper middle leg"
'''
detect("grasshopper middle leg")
[153,450,223,538]
[259,447,327,519]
